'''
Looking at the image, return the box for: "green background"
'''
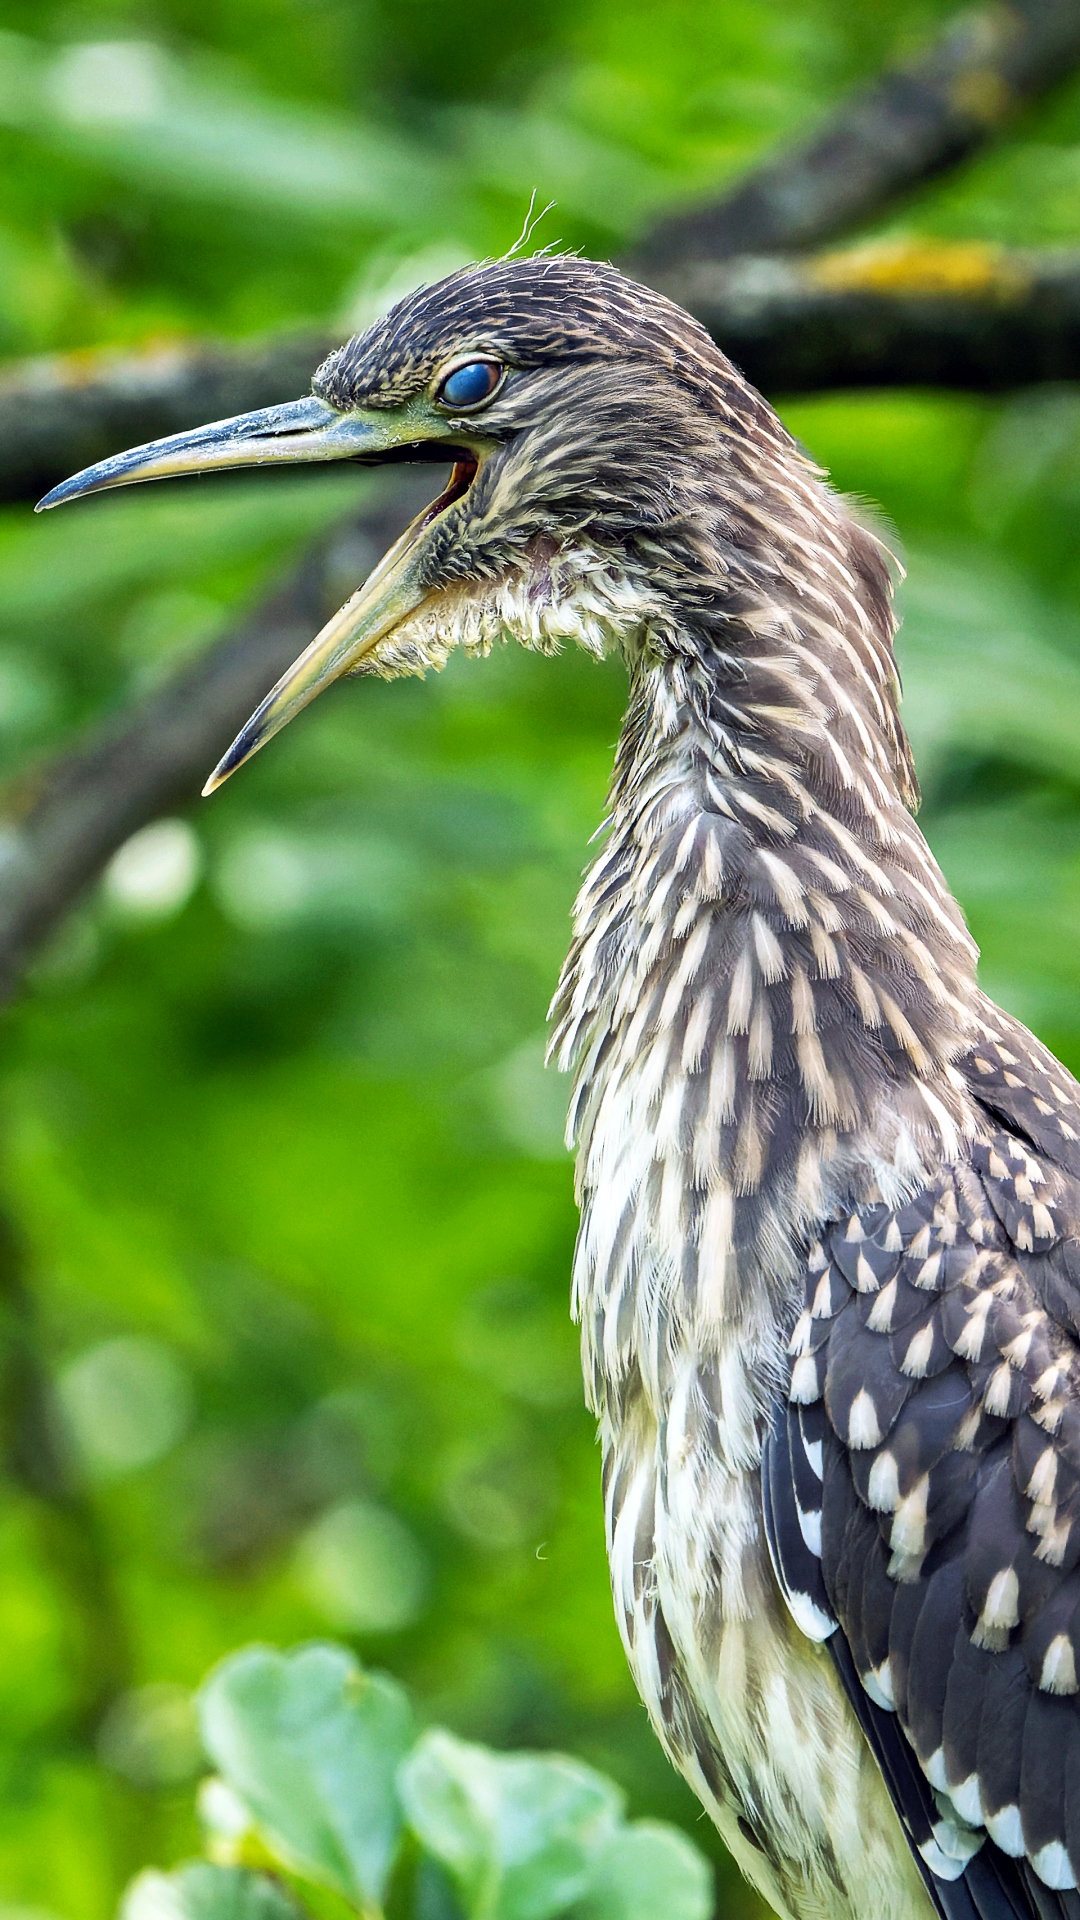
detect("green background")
[2,3,1080,1916]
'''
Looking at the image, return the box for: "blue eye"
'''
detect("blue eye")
[437,359,502,409]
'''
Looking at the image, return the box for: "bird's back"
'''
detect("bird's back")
[765,1007,1080,1919]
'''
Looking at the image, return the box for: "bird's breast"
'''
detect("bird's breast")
[600,1359,935,1920]
[565,875,936,1918]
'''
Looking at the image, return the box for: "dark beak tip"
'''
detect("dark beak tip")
[203,711,267,796]
[35,469,112,511]
[202,752,237,798]
[202,752,237,799]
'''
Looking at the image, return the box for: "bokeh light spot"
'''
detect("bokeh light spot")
[58,1336,194,1477]
[293,1498,428,1633]
[104,819,202,920]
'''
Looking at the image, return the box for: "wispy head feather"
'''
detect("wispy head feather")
[503,190,559,260]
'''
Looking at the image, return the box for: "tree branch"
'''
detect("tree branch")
[0,474,429,1009]
[655,239,1080,392]
[2,237,1078,1003]
[3,3,1080,501]
[633,0,1080,272]
[0,331,336,508]
[2,240,1078,509]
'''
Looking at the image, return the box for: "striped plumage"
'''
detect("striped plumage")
[43,255,1080,1920]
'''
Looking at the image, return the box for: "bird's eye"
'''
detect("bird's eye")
[436,359,502,410]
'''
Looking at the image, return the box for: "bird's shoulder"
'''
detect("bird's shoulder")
[964,1012,1080,1194]
[762,1013,1080,1918]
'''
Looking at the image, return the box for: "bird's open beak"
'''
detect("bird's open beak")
[36,394,481,792]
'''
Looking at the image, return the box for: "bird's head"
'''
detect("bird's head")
[37,255,833,794]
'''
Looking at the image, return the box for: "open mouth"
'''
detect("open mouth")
[34,396,489,791]
[421,454,478,526]
[198,446,485,792]
[357,443,479,527]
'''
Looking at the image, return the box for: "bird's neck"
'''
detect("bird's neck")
[552,588,985,1418]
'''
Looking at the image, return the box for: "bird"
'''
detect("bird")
[37,254,1080,1920]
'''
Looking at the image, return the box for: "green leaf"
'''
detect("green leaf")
[197,1642,414,1908]
[120,1864,303,1920]
[399,1729,623,1920]
[569,1822,713,1920]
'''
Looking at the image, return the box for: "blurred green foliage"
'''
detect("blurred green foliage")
[2,4,1080,1920]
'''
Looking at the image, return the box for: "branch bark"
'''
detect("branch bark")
[0,331,336,508]
[3,3,1080,500]
[633,0,1080,272]
[0,473,429,1009]
[656,240,1080,393]
[2,239,1079,508]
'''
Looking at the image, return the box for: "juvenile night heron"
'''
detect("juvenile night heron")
[40,257,1080,1920]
